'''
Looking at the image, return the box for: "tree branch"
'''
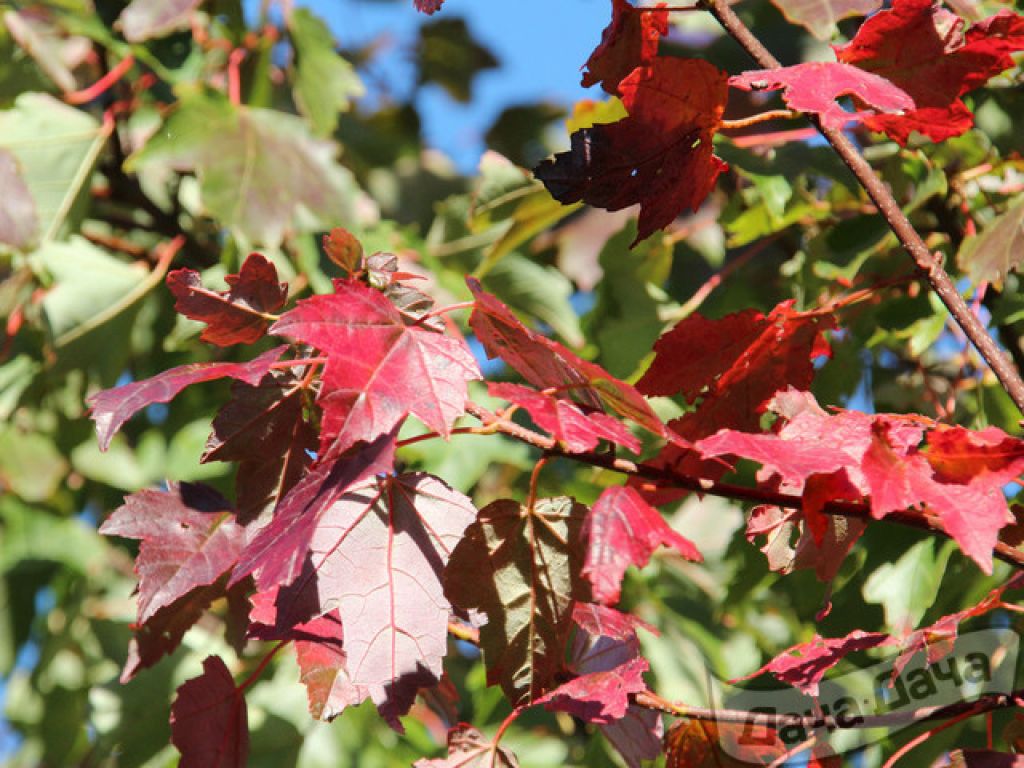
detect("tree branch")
[699,0,1024,416]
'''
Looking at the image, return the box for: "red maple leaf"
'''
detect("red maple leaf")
[535,57,729,245]
[583,486,701,605]
[581,0,668,95]
[99,483,244,624]
[468,278,670,442]
[488,381,641,454]
[88,345,287,450]
[170,656,248,768]
[167,252,287,347]
[271,278,480,454]
[414,0,445,14]
[414,724,520,768]
[835,0,1024,144]
[730,61,914,129]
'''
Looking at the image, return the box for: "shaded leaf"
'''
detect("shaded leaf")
[602,708,664,768]
[415,17,498,103]
[539,657,647,724]
[129,92,359,247]
[99,483,244,624]
[118,0,202,42]
[665,719,838,767]
[271,279,479,453]
[536,58,728,245]
[170,655,248,768]
[862,539,954,635]
[767,0,881,40]
[583,486,701,605]
[289,8,364,136]
[167,253,287,347]
[581,0,668,95]
[414,724,519,768]
[0,147,37,250]
[836,0,1024,144]
[87,345,287,451]
[322,227,363,275]
[730,62,913,129]
[957,195,1024,287]
[947,751,1024,768]
[488,382,641,454]
[445,496,590,705]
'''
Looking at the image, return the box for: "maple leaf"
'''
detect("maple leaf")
[468,278,670,441]
[730,62,914,129]
[737,630,892,696]
[581,0,668,95]
[665,719,839,768]
[231,429,396,591]
[166,253,287,347]
[88,345,287,451]
[203,371,317,526]
[414,0,445,15]
[271,278,480,454]
[602,708,665,768]
[746,504,866,583]
[767,0,881,40]
[488,382,641,454]
[698,389,1023,572]
[445,496,591,705]
[945,751,1024,768]
[957,197,1024,288]
[540,657,648,724]
[835,0,1024,144]
[170,656,248,768]
[414,724,520,768]
[583,486,701,605]
[535,57,729,245]
[99,483,244,624]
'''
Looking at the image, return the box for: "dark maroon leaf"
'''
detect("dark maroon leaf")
[88,345,287,450]
[270,278,479,453]
[414,724,520,768]
[167,252,287,347]
[488,381,641,454]
[414,0,445,14]
[170,655,248,768]
[99,482,244,623]
[583,486,701,605]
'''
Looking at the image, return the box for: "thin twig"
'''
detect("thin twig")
[721,109,798,130]
[699,0,1024,416]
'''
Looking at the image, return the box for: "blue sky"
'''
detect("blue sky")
[310,0,611,169]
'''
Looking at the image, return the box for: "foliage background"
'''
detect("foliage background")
[1,0,1023,765]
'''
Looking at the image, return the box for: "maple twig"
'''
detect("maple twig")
[526,455,550,512]
[699,0,1024,416]
[720,109,798,130]
[413,301,475,327]
[461,402,1024,570]
[65,54,135,105]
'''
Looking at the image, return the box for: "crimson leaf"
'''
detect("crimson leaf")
[167,252,287,347]
[88,345,287,450]
[581,0,668,94]
[170,655,248,768]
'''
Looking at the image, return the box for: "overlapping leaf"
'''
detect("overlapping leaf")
[167,253,287,347]
[957,196,1024,288]
[730,62,913,129]
[698,389,1024,571]
[665,719,839,767]
[768,0,881,40]
[203,371,317,525]
[581,0,668,94]
[0,148,37,250]
[88,345,286,451]
[583,486,701,605]
[414,724,520,768]
[468,278,669,441]
[535,57,728,245]
[488,382,640,454]
[835,0,1024,144]
[445,496,590,705]
[99,483,244,623]
[271,278,480,453]
[170,656,248,768]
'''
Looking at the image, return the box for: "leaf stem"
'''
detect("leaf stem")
[720,109,798,130]
[237,640,287,693]
[699,0,1024,416]
[526,455,550,512]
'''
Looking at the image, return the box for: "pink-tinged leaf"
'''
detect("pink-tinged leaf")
[270,279,479,453]
[602,707,664,768]
[581,0,668,94]
[768,0,881,40]
[445,496,591,705]
[231,430,396,590]
[540,656,648,723]
[835,0,1024,144]
[99,483,244,624]
[170,655,248,768]
[167,252,287,347]
[730,62,914,129]
[468,279,670,442]
[203,371,317,526]
[122,583,226,682]
[414,0,445,14]
[583,486,701,605]
[536,57,728,245]
[88,345,287,451]
[738,630,892,696]
[0,148,38,250]
[746,504,866,583]
[282,473,477,690]
[488,382,641,454]
[414,724,520,768]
